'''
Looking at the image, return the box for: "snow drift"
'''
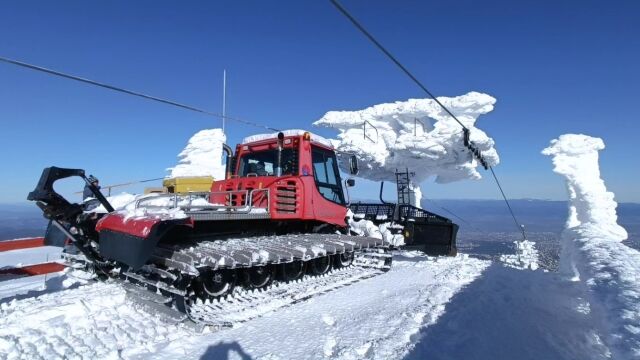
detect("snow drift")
[166,129,226,179]
[314,92,500,204]
[543,133,639,358]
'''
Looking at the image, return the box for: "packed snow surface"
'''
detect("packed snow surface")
[544,133,639,358]
[167,128,226,179]
[314,92,500,190]
[0,253,488,359]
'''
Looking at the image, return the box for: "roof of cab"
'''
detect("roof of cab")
[241,129,334,148]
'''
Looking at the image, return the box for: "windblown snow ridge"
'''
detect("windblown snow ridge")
[544,133,640,359]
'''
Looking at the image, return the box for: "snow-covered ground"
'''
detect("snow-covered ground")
[0,273,64,301]
[406,263,611,360]
[0,246,64,299]
[0,253,489,359]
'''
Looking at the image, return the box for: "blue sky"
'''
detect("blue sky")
[0,0,638,203]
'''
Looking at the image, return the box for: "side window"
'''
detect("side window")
[311,148,345,204]
[312,152,327,182]
[325,156,337,185]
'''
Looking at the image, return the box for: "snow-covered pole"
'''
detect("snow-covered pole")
[542,134,628,281]
[543,134,639,358]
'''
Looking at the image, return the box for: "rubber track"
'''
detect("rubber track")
[157,233,386,271]
[62,233,391,327]
[120,250,391,328]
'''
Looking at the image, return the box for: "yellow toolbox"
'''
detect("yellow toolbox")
[162,176,214,193]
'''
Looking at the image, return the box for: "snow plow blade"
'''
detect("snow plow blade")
[43,220,68,247]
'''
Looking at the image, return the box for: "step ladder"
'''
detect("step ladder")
[395,169,415,206]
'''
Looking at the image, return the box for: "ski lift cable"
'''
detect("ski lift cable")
[331,0,527,241]
[490,167,527,240]
[0,55,369,177]
[329,0,468,131]
[0,56,280,132]
[423,198,479,230]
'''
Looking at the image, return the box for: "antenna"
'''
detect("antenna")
[222,69,227,133]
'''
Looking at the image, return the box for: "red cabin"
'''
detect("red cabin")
[209,130,349,228]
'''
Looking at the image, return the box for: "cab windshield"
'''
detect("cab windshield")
[238,149,297,177]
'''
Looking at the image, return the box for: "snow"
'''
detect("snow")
[378,222,405,247]
[0,282,184,359]
[136,194,211,209]
[499,239,540,271]
[167,128,227,179]
[242,129,333,148]
[407,264,612,360]
[0,273,65,301]
[0,253,489,359]
[89,192,189,220]
[346,210,405,246]
[89,192,137,213]
[347,210,382,239]
[3,127,638,358]
[313,92,500,201]
[117,206,188,222]
[543,133,640,358]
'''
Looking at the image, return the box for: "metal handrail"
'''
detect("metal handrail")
[135,188,271,214]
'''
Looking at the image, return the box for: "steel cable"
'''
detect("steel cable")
[0,56,280,132]
[330,0,527,241]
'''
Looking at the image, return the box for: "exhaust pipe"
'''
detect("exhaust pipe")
[222,144,233,179]
[275,132,284,177]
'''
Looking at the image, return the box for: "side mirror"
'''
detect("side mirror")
[349,155,359,175]
[346,178,355,187]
